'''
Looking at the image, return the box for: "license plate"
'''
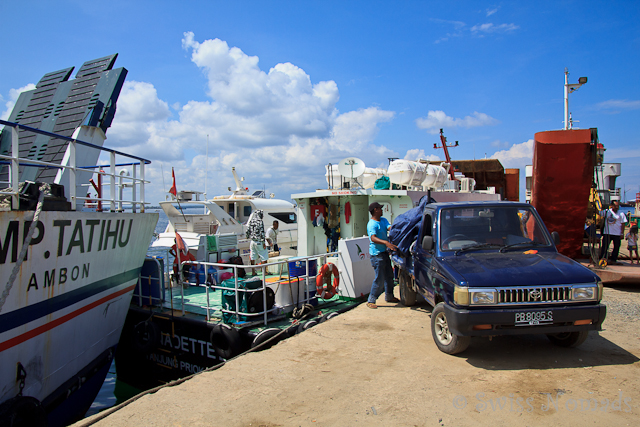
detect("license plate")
[515,310,553,326]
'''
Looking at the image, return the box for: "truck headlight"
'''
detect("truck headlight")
[470,290,496,305]
[454,285,469,306]
[572,286,597,301]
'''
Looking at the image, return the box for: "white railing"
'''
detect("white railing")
[0,120,151,212]
[135,252,336,326]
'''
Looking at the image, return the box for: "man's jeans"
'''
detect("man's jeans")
[601,234,622,262]
[368,252,395,303]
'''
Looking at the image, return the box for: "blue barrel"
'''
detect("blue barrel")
[288,258,317,277]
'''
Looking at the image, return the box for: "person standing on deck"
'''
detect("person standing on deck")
[266,220,279,252]
[246,210,268,275]
[366,202,399,308]
[600,200,627,265]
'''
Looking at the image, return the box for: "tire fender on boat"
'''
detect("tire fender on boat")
[250,328,282,351]
[0,396,47,427]
[324,311,340,321]
[210,324,242,359]
[296,319,318,334]
[315,263,339,299]
[132,320,160,354]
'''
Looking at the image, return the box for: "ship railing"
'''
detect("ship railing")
[0,120,151,212]
[609,188,621,201]
[174,253,336,326]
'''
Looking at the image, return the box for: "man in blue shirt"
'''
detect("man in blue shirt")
[367,202,399,308]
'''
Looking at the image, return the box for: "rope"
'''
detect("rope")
[76,297,361,426]
[75,308,317,427]
[0,183,49,313]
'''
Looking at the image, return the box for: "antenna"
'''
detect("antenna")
[433,129,458,180]
[205,134,208,201]
[337,157,366,189]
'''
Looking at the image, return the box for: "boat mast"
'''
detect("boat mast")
[434,129,458,180]
[564,68,588,130]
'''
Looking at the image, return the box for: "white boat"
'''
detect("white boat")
[292,157,504,298]
[152,167,297,264]
[0,54,159,426]
[0,120,157,426]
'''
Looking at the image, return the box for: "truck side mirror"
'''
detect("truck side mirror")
[422,235,434,250]
[552,231,560,245]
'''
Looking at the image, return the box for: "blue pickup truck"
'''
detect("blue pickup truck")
[391,201,606,354]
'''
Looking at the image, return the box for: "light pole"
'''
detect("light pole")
[564,68,588,130]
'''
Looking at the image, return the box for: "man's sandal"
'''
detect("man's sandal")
[366,302,378,309]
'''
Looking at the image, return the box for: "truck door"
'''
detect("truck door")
[413,210,436,305]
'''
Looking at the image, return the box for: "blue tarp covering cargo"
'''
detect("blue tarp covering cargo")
[388,195,434,257]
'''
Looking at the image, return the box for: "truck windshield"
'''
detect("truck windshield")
[439,206,551,252]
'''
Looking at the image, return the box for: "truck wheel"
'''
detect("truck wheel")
[431,303,470,354]
[399,269,417,307]
[546,331,589,347]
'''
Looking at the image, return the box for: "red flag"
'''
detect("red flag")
[169,167,177,198]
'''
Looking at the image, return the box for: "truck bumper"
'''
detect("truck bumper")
[444,303,607,337]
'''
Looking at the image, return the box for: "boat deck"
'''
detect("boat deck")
[132,260,361,331]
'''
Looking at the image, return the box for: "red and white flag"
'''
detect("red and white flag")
[169,167,177,198]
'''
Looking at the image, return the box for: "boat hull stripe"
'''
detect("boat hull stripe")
[0,268,141,337]
[0,282,136,352]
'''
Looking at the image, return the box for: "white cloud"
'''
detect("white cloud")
[595,99,640,112]
[404,149,441,162]
[471,23,519,34]
[430,18,466,30]
[490,139,534,168]
[105,33,397,203]
[490,139,511,149]
[431,19,466,44]
[432,16,517,43]
[1,84,36,120]
[415,110,499,134]
[489,139,533,202]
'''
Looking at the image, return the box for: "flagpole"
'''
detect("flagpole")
[205,134,209,201]
[170,167,187,221]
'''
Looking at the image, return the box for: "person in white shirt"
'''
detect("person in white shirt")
[266,220,279,252]
[600,201,627,265]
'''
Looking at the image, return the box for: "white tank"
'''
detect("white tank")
[422,164,449,189]
[325,164,387,189]
[387,160,428,187]
[387,160,448,189]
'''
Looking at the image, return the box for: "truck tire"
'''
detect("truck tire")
[546,330,589,347]
[431,303,470,354]
[399,269,417,307]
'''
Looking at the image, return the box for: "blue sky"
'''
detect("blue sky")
[1,0,639,204]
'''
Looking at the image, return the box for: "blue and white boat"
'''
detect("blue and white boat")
[0,55,158,427]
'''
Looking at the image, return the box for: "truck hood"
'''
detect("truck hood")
[440,251,599,287]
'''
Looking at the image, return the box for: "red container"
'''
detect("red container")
[531,129,596,259]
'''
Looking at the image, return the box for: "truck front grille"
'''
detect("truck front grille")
[497,286,572,304]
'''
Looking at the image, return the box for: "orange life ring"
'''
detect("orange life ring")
[316,263,339,299]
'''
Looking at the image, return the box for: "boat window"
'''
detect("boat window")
[271,212,297,224]
[244,206,252,217]
[227,204,234,217]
